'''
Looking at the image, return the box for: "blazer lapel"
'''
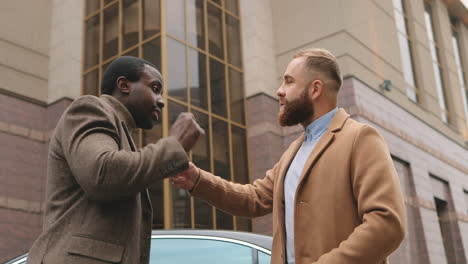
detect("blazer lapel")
[297,108,350,187]
[297,132,335,185]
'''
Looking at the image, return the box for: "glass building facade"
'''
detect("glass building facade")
[82,0,251,231]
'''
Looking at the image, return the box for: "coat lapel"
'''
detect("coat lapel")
[297,108,350,189]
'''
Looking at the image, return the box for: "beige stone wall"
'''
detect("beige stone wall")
[47,0,84,103]
[0,0,51,102]
[270,0,468,146]
[239,0,278,98]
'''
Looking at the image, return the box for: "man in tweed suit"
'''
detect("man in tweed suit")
[27,56,204,264]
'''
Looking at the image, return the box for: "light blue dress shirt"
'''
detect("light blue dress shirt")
[284,108,338,264]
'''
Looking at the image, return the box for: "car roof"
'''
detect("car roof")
[4,230,272,264]
[152,229,272,250]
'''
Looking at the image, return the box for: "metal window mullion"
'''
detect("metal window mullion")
[220,2,237,231]
[81,0,88,96]
[160,0,173,230]
[203,0,217,230]
[98,0,104,97]
[138,0,143,58]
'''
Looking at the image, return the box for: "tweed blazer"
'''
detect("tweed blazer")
[191,108,406,264]
[27,95,188,264]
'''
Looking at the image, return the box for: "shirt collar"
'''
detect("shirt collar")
[100,95,137,130]
[304,108,338,142]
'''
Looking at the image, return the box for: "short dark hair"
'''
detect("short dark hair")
[101,56,157,95]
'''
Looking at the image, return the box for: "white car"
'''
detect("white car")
[5,230,272,264]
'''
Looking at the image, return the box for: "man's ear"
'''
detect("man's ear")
[309,79,324,100]
[116,76,130,94]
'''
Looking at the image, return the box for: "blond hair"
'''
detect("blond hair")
[294,48,342,91]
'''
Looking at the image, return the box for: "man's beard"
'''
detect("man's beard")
[278,87,314,126]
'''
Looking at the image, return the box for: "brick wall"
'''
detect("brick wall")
[0,92,72,262]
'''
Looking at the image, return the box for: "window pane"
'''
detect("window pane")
[212,118,230,180]
[167,38,187,102]
[150,238,254,264]
[123,0,139,50]
[167,0,185,40]
[123,47,139,57]
[168,101,190,228]
[258,251,271,264]
[143,0,161,39]
[226,15,242,68]
[225,0,239,15]
[229,68,245,124]
[143,123,164,229]
[187,0,205,49]
[210,59,227,117]
[83,70,99,96]
[103,4,119,60]
[231,126,247,183]
[189,49,208,109]
[84,16,100,70]
[86,0,100,16]
[191,110,213,229]
[143,37,162,71]
[236,217,251,232]
[210,0,222,6]
[207,4,224,59]
[216,209,233,230]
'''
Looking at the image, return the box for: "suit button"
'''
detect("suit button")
[299,200,304,204]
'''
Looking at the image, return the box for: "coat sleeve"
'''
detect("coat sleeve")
[313,125,406,264]
[189,163,278,217]
[60,96,189,201]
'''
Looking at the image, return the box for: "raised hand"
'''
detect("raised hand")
[170,113,205,152]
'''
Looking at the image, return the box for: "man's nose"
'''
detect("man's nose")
[156,96,165,109]
[276,86,285,97]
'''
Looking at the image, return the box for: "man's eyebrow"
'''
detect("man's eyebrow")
[283,74,294,80]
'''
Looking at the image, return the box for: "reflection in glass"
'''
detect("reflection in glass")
[210,59,227,117]
[143,37,162,71]
[212,118,232,229]
[144,123,164,229]
[212,118,230,180]
[143,0,161,39]
[258,251,271,264]
[226,15,242,68]
[150,238,255,263]
[229,68,245,124]
[231,126,248,184]
[166,0,185,40]
[225,0,239,15]
[168,101,190,228]
[103,4,119,60]
[216,209,233,230]
[187,0,205,49]
[123,0,139,50]
[167,38,187,102]
[86,0,100,16]
[189,49,208,109]
[192,111,213,228]
[83,70,99,96]
[236,217,251,232]
[207,4,224,59]
[84,16,100,70]
[123,47,139,57]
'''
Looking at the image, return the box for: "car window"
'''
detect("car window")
[258,250,270,264]
[150,237,255,264]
